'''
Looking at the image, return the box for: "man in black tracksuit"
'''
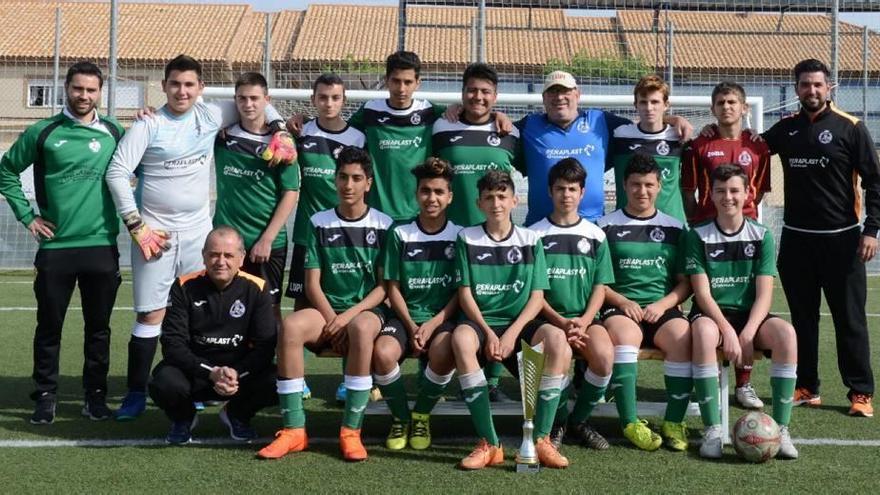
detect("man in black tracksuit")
[149,226,278,444]
[763,59,879,417]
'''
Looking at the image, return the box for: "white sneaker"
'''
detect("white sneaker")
[735,383,764,409]
[777,425,799,459]
[699,425,723,459]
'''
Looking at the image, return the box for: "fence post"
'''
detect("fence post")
[108,0,118,116]
[830,0,839,100]
[666,20,674,92]
[263,12,273,87]
[52,7,61,115]
[864,26,870,122]
[398,0,406,52]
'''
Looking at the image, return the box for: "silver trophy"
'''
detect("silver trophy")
[516,340,546,473]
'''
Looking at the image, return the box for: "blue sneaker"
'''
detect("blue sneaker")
[166,416,198,445]
[219,406,257,442]
[303,381,312,400]
[335,383,347,404]
[115,391,147,421]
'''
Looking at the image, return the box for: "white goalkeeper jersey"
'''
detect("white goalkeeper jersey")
[106,99,282,231]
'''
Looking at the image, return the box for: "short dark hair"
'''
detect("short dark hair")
[711,81,746,105]
[313,72,345,92]
[548,158,586,189]
[412,157,454,189]
[335,146,373,178]
[462,63,498,89]
[710,163,748,188]
[65,61,103,88]
[477,170,515,195]
[385,51,421,79]
[794,58,830,82]
[623,153,661,181]
[234,72,268,93]
[164,54,202,81]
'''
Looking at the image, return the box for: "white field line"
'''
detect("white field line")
[1,435,879,449]
[1,307,878,318]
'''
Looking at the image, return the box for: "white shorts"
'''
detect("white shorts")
[131,222,212,313]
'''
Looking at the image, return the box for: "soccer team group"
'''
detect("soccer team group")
[1,49,878,470]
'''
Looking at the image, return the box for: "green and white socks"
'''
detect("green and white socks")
[664,361,693,423]
[570,368,611,425]
[770,363,797,426]
[693,363,721,427]
[459,369,499,446]
[534,374,564,439]
[374,364,411,423]
[611,345,639,427]
[342,375,372,429]
[413,365,454,415]
[277,377,306,429]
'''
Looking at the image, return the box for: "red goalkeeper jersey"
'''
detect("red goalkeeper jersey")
[681,130,771,224]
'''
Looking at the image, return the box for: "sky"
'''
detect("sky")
[143,0,880,31]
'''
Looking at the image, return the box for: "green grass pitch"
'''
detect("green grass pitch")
[0,271,878,493]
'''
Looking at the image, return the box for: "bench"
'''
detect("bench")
[315,348,756,444]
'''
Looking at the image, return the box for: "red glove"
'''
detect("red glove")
[262,132,296,166]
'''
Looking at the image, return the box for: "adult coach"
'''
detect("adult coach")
[106,54,290,420]
[764,59,879,417]
[0,62,123,424]
[517,71,692,225]
[149,227,277,444]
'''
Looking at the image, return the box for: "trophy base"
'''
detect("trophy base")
[515,454,540,474]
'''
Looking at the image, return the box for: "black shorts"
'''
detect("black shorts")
[241,246,287,305]
[304,306,389,354]
[688,306,780,356]
[457,318,545,374]
[599,305,687,348]
[284,243,307,300]
[379,317,457,356]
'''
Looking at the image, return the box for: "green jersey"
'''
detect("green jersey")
[291,120,365,246]
[0,110,123,249]
[432,117,520,226]
[304,207,393,312]
[530,217,615,319]
[349,99,446,221]
[382,218,462,324]
[597,209,686,306]
[213,124,300,250]
[455,224,549,327]
[684,218,776,312]
[611,124,686,222]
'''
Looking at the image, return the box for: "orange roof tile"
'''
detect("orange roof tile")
[291,5,397,62]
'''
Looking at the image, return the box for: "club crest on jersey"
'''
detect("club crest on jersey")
[366,230,377,246]
[738,150,752,166]
[332,146,343,159]
[576,120,590,133]
[507,246,523,264]
[410,113,422,125]
[818,129,833,144]
[577,238,591,254]
[444,244,455,260]
[487,134,501,147]
[89,139,101,153]
[743,243,756,258]
[229,299,246,318]
[649,227,666,243]
[656,141,670,156]
[512,280,525,293]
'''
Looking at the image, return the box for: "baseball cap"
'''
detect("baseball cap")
[543,71,577,92]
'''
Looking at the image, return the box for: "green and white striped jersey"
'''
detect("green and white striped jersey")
[432,117,520,227]
[530,217,615,319]
[304,207,393,312]
[350,99,446,221]
[455,224,549,327]
[597,209,686,306]
[291,120,366,246]
[684,218,776,312]
[382,218,462,324]
[611,123,686,222]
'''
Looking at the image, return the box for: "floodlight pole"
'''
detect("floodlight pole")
[398,0,406,51]
[263,12,273,87]
[108,0,118,116]
[863,26,869,122]
[52,7,61,115]
[830,0,839,100]
[666,20,674,93]
[477,0,486,63]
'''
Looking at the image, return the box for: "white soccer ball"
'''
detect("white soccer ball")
[732,411,781,463]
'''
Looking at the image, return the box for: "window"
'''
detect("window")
[27,79,144,109]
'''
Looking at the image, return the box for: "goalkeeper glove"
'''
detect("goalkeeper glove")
[262,131,296,166]
[123,211,170,261]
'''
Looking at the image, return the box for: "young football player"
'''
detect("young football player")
[530,158,615,451]
[374,157,461,450]
[610,74,685,222]
[256,147,393,462]
[597,154,693,452]
[682,81,772,409]
[685,164,798,460]
[451,170,571,470]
